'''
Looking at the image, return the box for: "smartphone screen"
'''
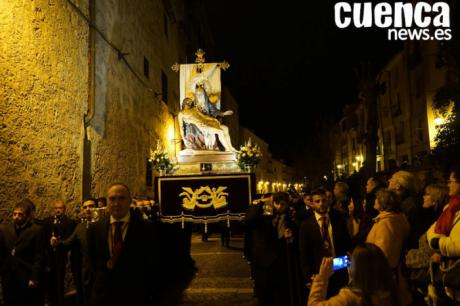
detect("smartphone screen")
[332,255,350,271]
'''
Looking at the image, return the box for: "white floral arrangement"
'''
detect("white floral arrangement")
[149,142,174,173]
[237,138,262,169]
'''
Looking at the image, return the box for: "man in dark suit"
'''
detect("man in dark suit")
[245,192,292,306]
[298,188,351,297]
[87,183,158,306]
[43,199,76,306]
[51,198,98,306]
[0,199,45,306]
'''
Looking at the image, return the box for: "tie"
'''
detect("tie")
[111,222,124,266]
[320,216,332,257]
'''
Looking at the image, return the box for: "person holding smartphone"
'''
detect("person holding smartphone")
[299,188,351,298]
[307,243,401,306]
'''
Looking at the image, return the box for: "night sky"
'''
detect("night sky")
[203,1,402,163]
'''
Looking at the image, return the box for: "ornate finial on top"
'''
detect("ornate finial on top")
[220,61,230,71]
[171,63,180,72]
[195,49,206,63]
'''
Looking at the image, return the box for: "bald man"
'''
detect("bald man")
[87,183,159,306]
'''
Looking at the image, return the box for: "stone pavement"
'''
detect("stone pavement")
[179,234,258,306]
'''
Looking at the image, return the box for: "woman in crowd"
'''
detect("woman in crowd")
[333,182,350,215]
[308,243,401,306]
[427,165,460,304]
[406,183,449,269]
[366,189,412,305]
[405,184,449,304]
[349,176,384,246]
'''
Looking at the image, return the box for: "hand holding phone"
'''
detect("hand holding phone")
[318,257,334,279]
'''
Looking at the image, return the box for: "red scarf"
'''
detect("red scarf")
[435,196,460,235]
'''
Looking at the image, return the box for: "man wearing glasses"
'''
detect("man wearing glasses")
[298,188,351,298]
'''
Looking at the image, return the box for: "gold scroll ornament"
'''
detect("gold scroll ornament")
[179,186,229,210]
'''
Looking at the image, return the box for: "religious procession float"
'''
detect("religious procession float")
[153,50,258,232]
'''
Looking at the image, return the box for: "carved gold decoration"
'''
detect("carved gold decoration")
[219,61,230,71]
[171,63,180,72]
[179,186,229,210]
[195,49,206,63]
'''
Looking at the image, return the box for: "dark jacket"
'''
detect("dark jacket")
[298,209,351,295]
[43,215,77,263]
[352,192,379,247]
[0,221,45,305]
[400,193,423,249]
[245,203,286,267]
[87,213,159,306]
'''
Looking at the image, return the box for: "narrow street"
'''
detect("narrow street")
[180,234,257,306]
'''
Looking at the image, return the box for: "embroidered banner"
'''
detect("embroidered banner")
[179,63,221,111]
[155,173,255,224]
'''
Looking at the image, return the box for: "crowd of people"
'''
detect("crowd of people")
[1,165,459,306]
[244,165,460,306]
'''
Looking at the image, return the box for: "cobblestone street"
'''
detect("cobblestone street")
[180,234,257,306]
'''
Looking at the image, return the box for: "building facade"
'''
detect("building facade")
[332,41,450,178]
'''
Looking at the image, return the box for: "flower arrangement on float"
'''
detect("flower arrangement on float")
[149,142,175,175]
[237,138,262,171]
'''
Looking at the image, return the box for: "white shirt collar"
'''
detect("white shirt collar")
[314,211,329,222]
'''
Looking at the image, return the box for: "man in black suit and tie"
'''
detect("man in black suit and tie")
[87,183,158,306]
[0,199,45,306]
[298,188,351,297]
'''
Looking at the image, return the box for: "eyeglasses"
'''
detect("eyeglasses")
[83,205,95,209]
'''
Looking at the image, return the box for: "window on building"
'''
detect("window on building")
[163,13,169,38]
[143,57,149,79]
[396,121,405,144]
[416,118,424,143]
[385,131,392,153]
[161,69,168,104]
[383,104,390,118]
[391,93,402,117]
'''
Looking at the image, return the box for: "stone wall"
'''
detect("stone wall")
[89,0,182,198]
[0,0,186,219]
[0,0,90,218]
